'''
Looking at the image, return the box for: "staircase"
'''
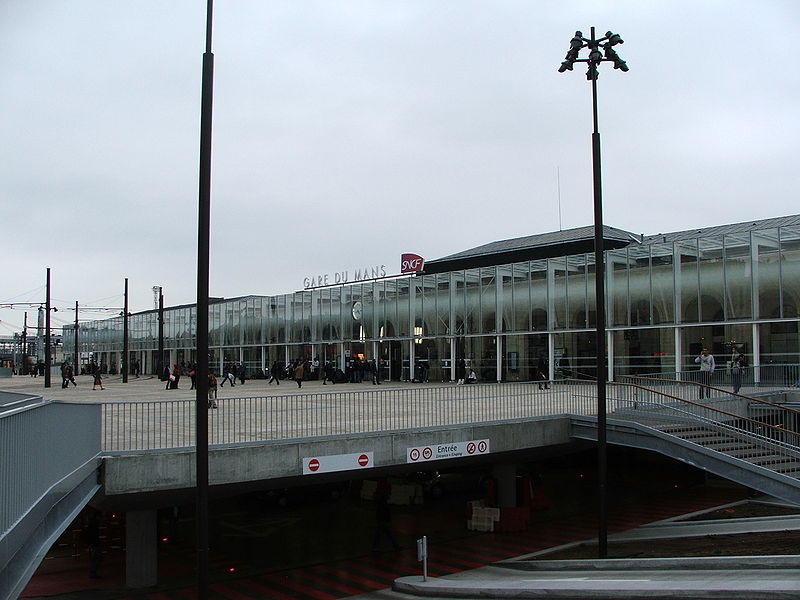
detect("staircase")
[570,381,800,505]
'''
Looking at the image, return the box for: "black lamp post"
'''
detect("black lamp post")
[558,26,628,559]
[195,1,214,597]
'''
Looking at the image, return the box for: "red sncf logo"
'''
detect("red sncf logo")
[401,253,425,273]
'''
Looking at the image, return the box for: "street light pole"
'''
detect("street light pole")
[122,278,129,383]
[74,301,79,377]
[558,26,628,559]
[45,267,52,388]
[195,1,214,597]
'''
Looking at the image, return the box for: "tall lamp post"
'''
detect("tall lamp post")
[195,1,214,597]
[558,27,628,559]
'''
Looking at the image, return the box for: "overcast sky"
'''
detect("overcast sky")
[2,0,799,334]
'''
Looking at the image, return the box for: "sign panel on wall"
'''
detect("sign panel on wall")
[406,439,490,463]
[302,451,374,475]
[401,253,425,274]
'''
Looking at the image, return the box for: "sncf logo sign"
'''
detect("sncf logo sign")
[401,253,425,274]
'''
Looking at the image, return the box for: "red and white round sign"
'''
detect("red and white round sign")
[478,441,488,453]
[308,458,320,472]
[422,447,433,460]
[358,453,370,467]
[409,448,420,461]
[467,442,476,454]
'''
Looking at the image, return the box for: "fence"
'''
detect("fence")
[102,382,603,451]
[0,400,101,540]
[618,364,800,390]
[604,381,800,471]
[101,374,800,453]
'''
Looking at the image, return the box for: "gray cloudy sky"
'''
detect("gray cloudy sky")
[2,0,799,334]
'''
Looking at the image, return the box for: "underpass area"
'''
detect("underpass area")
[22,445,749,600]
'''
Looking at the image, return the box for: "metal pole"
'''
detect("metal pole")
[122,278,129,383]
[196,1,214,597]
[158,288,164,378]
[74,301,79,376]
[45,267,51,388]
[22,312,28,375]
[589,26,608,559]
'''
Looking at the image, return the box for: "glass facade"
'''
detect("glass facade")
[70,218,800,382]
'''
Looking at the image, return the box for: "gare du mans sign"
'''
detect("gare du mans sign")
[303,253,424,290]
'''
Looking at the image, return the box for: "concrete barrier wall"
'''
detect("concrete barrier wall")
[103,416,572,496]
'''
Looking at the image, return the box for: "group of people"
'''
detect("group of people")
[695,347,748,397]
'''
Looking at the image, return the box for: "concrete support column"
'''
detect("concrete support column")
[606,330,614,382]
[126,509,158,588]
[491,463,517,508]
[548,333,555,381]
[338,343,345,371]
[674,327,682,377]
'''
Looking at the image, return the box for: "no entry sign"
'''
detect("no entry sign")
[406,439,490,463]
[302,451,374,475]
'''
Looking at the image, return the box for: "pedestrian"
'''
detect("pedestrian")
[370,359,381,385]
[207,373,218,409]
[324,360,336,385]
[61,361,70,388]
[695,347,715,399]
[731,350,746,394]
[537,356,550,390]
[465,368,478,384]
[268,361,281,385]
[419,360,429,383]
[169,364,181,389]
[92,369,104,390]
[189,364,197,390]
[238,362,246,385]
[220,365,235,387]
[65,362,77,387]
[294,360,305,388]
[455,358,466,385]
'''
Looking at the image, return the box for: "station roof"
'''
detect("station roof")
[424,214,800,274]
[423,225,641,274]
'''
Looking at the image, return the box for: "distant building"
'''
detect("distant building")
[67,215,800,382]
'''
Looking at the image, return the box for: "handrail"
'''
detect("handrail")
[606,380,800,439]
[619,374,800,418]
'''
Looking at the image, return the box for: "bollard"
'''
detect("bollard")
[416,535,428,581]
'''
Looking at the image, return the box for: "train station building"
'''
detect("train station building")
[69,214,800,383]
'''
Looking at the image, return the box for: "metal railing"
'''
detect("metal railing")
[102,382,601,451]
[0,399,101,538]
[618,364,800,390]
[604,381,800,474]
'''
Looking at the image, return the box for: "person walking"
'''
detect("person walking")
[294,360,305,389]
[695,347,715,399]
[207,373,218,409]
[268,361,281,385]
[370,359,381,385]
[238,362,247,385]
[169,364,181,389]
[65,362,77,387]
[220,364,235,387]
[189,364,197,390]
[731,350,746,394]
[61,361,71,388]
[537,356,550,390]
[92,369,104,390]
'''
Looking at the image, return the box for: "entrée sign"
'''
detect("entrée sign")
[303,265,387,290]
